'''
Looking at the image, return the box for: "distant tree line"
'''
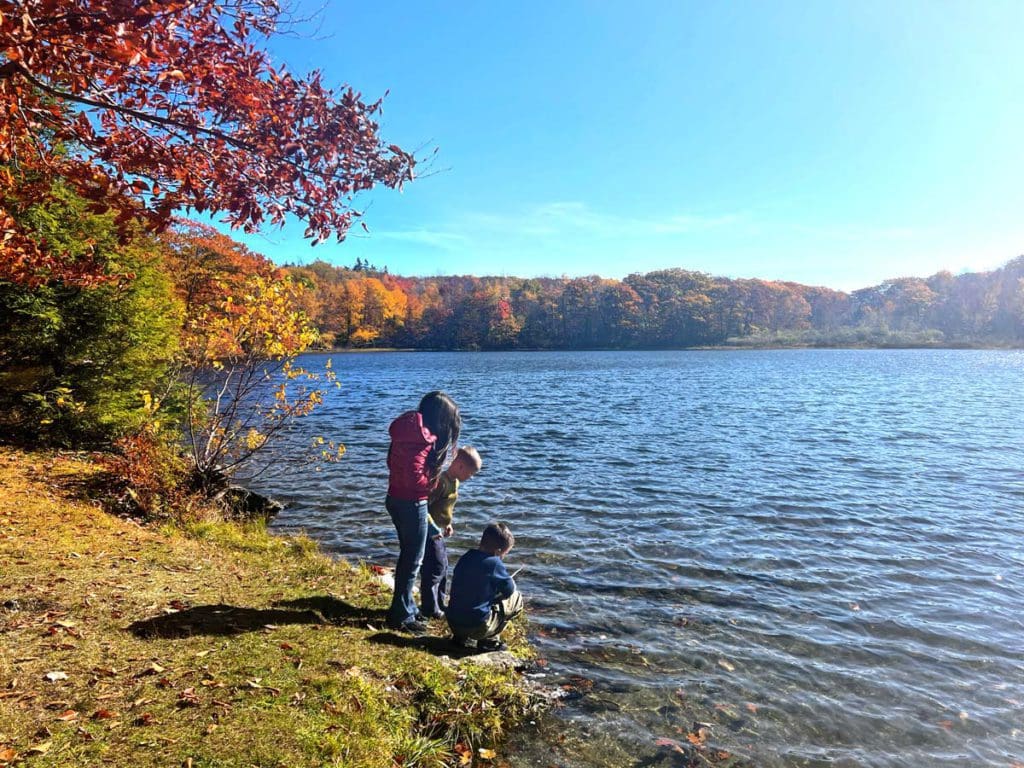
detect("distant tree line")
[286,257,1024,349]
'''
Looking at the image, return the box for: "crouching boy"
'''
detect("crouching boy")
[446,522,523,652]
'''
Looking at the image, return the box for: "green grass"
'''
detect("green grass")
[0,448,538,767]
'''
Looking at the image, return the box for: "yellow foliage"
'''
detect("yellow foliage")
[349,326,379,346]
[244,428,265,451]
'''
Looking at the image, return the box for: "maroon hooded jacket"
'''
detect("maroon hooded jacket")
[387,410,438,501]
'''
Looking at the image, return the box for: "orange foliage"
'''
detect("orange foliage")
[0,0,414,285]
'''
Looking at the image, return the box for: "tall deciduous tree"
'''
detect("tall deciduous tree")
[0,0,415,285]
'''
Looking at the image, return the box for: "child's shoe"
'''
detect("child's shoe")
[476,638,508,652]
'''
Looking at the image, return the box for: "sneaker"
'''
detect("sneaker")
[394,619,428,634]
[477,638,508,652]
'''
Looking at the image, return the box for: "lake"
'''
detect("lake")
[252,349,1024,767]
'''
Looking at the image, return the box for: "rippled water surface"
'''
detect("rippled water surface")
[255,350,1024,767]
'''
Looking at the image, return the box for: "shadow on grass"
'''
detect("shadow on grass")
[366,631,484,659]
[128,603,323,638]
[273,596,388,627]
[49,463,151,519]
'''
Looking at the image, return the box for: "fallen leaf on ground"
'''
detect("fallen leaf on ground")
[478,747,497,759]
[27,741,52,755]
[0,747,17,762]
[687,726,710,745]
[137,662,165,676]
[44,671,68,682]
[177,688,200,707]
[717,659,736,672]
[454,742,472,765]
[56,709,78,721]
[655,737,686,754]
[92,709,118,720]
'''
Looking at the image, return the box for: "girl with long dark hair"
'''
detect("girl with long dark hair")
[385,391,461,632]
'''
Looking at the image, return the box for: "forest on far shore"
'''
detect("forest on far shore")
[286,254,1024,351]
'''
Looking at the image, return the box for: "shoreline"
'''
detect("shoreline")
[305,343,1024,354]
[0,448,541,767]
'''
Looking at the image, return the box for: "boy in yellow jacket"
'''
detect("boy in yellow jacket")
[419,446,482,618]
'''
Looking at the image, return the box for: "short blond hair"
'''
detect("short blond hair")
[457,445,482,471]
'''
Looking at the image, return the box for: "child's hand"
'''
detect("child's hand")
[444,524,454,537]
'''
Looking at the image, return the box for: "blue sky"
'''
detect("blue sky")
[222,1,1024,290]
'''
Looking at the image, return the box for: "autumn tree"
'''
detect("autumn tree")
[177,270,335,492]
[161,219,275,316]
[0,0,415,286]
[154,221,336,491]
[280,256,1024,351]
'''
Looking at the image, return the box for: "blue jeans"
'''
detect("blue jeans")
[420,533,449,617]
[386,496,428,627]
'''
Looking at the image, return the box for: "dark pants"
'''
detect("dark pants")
[385,496,428,628]
[420,533,448,617]
[448,591,525,642]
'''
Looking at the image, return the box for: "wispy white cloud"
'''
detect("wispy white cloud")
[507,201,739,237]
[372,228,472,250]
[371,201,740,253]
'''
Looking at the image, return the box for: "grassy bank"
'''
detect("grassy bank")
[0,448,537,767]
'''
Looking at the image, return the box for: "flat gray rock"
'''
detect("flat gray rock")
[447,650,521,670]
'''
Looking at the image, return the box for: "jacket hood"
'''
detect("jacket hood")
[389,410,437,446]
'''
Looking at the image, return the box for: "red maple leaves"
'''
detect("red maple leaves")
[0,0,415,284]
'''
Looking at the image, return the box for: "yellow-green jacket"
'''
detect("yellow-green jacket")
[427,474,459,532]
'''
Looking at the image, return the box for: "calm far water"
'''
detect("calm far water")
[253,349,1024,768]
